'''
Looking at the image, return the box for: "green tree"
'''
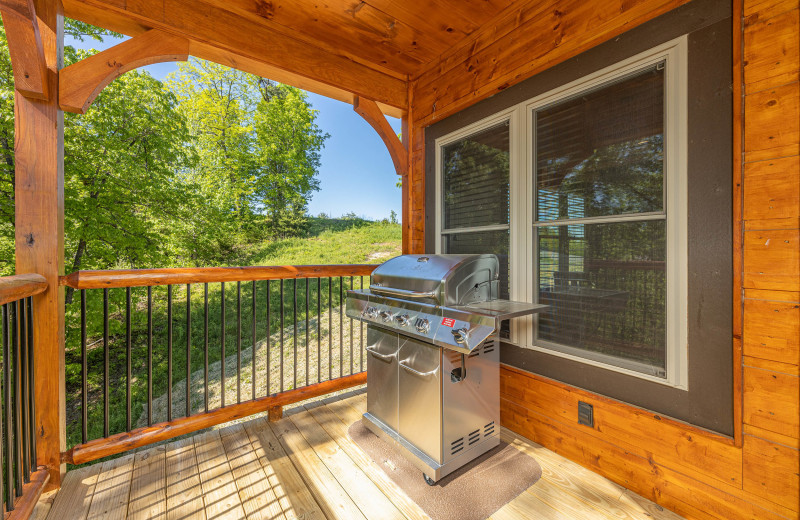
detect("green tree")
[169,59,327,243]
[63,48,198,293]
[0,20,195,278]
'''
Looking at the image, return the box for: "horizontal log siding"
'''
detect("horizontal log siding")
[408,0,800,518]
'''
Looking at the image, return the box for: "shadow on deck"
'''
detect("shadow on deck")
[33,389,683,520]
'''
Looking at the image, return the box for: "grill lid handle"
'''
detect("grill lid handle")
[370,285,437,299]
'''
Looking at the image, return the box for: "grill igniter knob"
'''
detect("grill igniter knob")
[451,327,470,344]
[415,318,430,334]
[394,314,411,326]
[379,310,393,323]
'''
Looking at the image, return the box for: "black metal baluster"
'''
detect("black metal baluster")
[167,285,173,422]
[126,287,132,432]
[3,304,14,507]
[293,279,297,389]
[186,284,192,417]
[305,278,309,387]
[266,280,271,395]
[147,286,152,426]
[339,277,343,378]
[328,278,332,381]
[103,289,109,438]
[280,280,284,393]
[81,290,87,443]
[204,284,209,413]
[360,276,365,372]
[317,278,321,384]
[26,297,35,468]
[252,281,257,400]
[19,300,28,481]
[349,276,353,376]
[236,281,241,404]
[12,302,22,493]
[221,282,226,408]
[0,306,5,513]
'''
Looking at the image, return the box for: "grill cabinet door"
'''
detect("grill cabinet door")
[398,336,442,463]
[366,326,399,432]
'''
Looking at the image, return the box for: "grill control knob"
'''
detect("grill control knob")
[395,314,410,326]
[415,318,430,334]
[452,327,470,344]
[379,310,393,323]
[364,307,378,319]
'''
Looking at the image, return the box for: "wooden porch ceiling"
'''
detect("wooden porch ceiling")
[60,0,518,117]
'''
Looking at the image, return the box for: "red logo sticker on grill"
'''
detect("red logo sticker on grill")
[441,317,455,327]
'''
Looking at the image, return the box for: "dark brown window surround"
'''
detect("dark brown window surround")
[424,0,734,435]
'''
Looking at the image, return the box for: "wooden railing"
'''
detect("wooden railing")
[59,264,377,465]
[0,274,50,519]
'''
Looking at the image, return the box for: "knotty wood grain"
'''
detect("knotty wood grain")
[0,274,47,306]
[59,29,189,114]
[15,0,65,489]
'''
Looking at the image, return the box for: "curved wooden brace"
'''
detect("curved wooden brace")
[0,0,48,100]
[59,29,189,114]
[354,95,408,176]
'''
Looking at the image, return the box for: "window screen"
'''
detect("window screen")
[533,63,668,377]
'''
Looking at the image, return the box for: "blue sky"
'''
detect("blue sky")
[66,35,402,221]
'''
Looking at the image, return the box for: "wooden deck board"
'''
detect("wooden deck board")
[46,462,103,520]
[270,415,368,520]
[128,445,167,520]
[86,453,135,520]
[193,430,248,520]
[243,417,326,520]
[219,423,287,520]
[44,390,682,520]
[305,402,430,520]
[165,436,207,520]
[290,407,406,520]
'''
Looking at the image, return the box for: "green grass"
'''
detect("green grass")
[65,217,401,452]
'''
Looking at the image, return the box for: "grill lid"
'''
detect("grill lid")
[370,254,499,307]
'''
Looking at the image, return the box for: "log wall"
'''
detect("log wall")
[408,0,800,518]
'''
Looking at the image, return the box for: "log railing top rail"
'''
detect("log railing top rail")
[60,264,378,289]
[0,274,47,306]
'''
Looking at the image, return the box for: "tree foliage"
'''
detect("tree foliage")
[0,25,328,276]
[169,59,327,245]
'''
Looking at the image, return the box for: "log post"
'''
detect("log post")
[13,0,64,489]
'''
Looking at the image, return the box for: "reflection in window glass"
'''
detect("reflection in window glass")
[442,122,510,230]
[537,221,667,375]
[536,63,665,221]
[534,62,668,377]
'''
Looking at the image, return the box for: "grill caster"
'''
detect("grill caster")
[423,473,436,486]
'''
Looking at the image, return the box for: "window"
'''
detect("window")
[436,38,687,387]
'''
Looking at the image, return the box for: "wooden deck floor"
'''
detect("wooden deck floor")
[36,390,683,520]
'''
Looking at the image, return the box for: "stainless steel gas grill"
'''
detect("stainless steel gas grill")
[346,254,547,484]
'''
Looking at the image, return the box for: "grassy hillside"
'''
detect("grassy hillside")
[243,217,402,266]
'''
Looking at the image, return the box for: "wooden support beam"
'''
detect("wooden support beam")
[62,0,408,113]
[354,96,408,176]
[63,372,366,465]
[14,0,65,489]
[59,29,189,114]
[0,0,48,99]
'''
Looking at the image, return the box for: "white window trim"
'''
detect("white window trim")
[435,36,688,389]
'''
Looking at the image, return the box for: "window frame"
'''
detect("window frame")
[435,36,688,389]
